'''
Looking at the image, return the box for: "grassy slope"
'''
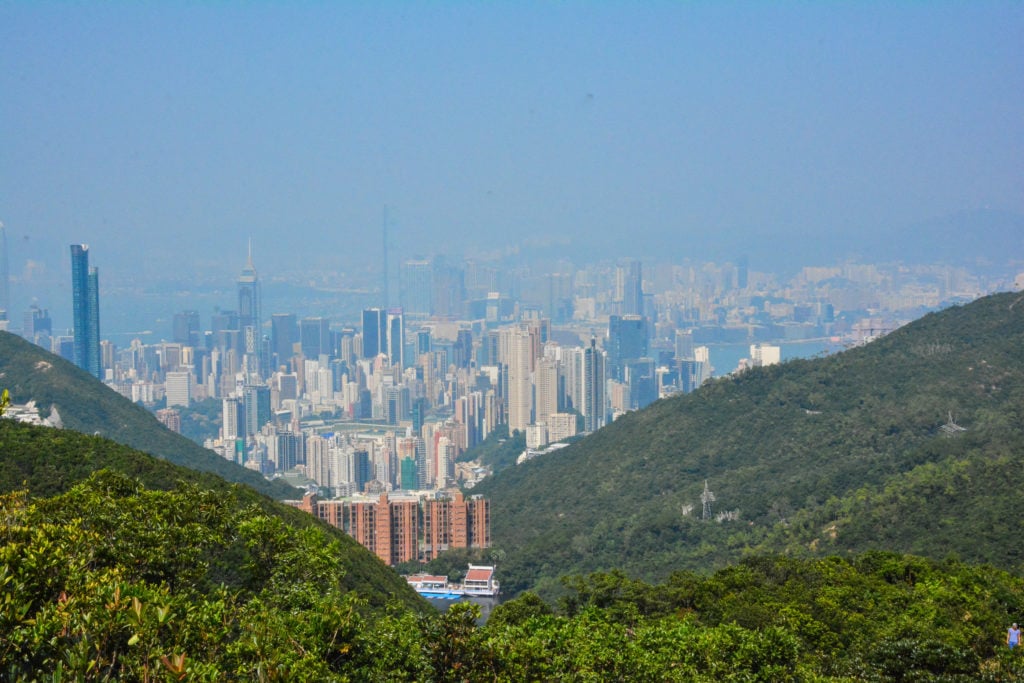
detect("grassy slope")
[0,419,428,613]
[0,331,295,499]
[473,291,1024,595]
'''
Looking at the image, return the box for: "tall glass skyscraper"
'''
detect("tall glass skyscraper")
[70,244,101,378]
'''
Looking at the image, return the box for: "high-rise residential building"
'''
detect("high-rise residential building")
[421,491,490,562]
[165,371,192,408]
[504,326,533,433]
[243,384,271,436]
[305,435,331,489]
[172,311,201,347]
[582,337,606,433]
[222,398,245,441]
[534,356,560,423]
[361,308,387,359]
[330,492,419,565]
[562,346,583,414]
[270,431,304,471]
[70,244,101,378]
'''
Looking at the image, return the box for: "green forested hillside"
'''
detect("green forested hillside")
[4,396,1024,679]
[0,420,426,613]
[474,291,1024,597]
[0,331,295,498]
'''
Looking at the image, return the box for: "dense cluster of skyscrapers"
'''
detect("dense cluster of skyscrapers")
[7,240,1001,498]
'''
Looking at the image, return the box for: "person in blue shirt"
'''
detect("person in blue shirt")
[1009,623,1021,649]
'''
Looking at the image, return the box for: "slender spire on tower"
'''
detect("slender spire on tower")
[237,238,260,325]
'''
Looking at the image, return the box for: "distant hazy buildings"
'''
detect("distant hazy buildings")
[619,259,643,316]
[70,244,101,379]
[271,313,297,369]
[23,304,51,345]
[399,259,433,315]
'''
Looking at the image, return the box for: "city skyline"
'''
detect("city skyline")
[6,230,1024,350]
[7,228,1021,508]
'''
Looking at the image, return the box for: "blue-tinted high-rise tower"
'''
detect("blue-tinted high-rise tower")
[70,244,101,378]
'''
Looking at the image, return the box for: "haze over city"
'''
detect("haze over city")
[2,2,1023,331]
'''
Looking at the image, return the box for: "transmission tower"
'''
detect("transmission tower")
[701,479,716,521]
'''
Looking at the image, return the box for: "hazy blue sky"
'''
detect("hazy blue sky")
[2,2,1022,280]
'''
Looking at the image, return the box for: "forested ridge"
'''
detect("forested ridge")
[4,464,1024,682]
[0,420,426,615]
[0,331,296,499]
[473,291,1024,598]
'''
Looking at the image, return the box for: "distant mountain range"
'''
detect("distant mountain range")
[0,331,296,499]
[474,290,1024,597]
